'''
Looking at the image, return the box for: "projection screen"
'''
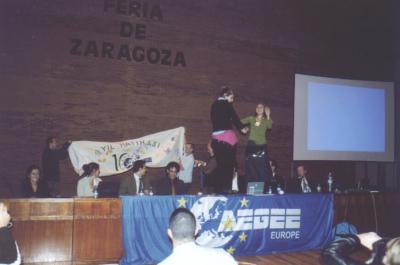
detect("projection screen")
[293,74,394,161]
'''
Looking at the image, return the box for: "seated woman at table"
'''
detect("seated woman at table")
[21,165,50,198]
[77,162,102,197]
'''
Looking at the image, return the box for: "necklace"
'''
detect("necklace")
[255,116,263,127]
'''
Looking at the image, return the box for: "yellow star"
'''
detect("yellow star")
[177,197,187,208]
[239,232,247,242]
[222,216,235,231]
[240,197,249,208]
[227,246,236,255]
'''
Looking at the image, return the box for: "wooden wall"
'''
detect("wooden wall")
[0,0,397,197]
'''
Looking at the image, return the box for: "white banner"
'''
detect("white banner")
[68,127,185,176]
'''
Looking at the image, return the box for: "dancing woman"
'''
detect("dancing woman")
[241,103,273,184]
[210,86,247,193]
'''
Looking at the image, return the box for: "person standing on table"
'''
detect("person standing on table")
[178,143,195,193]
[0,202,21,265]
[155,162,186,195]
[210,86,248,193]
[21,165,50,198]
[119,160,151,195]
[286,165,315,193]
[158,208,237,265]
[241,103,273,184]
[76,162,102,197]
[41,137,71,196]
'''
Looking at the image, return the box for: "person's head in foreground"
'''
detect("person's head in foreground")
[159,208,237,265]
[384,237,400,265]
[0,202,21,265]
[168,208,197,245]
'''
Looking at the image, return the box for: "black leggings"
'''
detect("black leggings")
[245,143,272,183]
[211,139,237,193]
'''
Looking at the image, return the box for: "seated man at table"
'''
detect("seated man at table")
[119,160,151,195]
[286,164,315,193]
[158,208,237,265]
[155,162,186,195]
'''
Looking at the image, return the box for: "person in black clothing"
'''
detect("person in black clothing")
[322,232,400,265]
[286,164,315,193]
[155,162,186,195]
[210,86,248,193]
[41,137,71,196]
[21,165,50,198]
[265,160,284,193]
[0,202,20,264]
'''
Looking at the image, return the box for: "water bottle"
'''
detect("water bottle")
[149,186,154,196]
[303,183,311,193]
[316,184,322,193]
[327,172,333,193]
[93,186,98,199]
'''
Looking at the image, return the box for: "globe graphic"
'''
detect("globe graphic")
[191,196,233,248]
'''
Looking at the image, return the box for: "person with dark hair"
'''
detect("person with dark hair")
[210,86,248,193]
[158,208,237,265]
[286,165,315,193]
[119,160,151,195]
[241,103,273,184]
[77,162,102,197]
[21,165,50,198]
[41,137,71,196]
[0,203,21,265]
[265,160,284,193]
[322,232,400,265]
[155,162,185,195]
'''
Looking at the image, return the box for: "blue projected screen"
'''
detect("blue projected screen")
[307,82,385,152]
[293,74,394,161]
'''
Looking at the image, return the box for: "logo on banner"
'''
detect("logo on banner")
[190,197,302,248]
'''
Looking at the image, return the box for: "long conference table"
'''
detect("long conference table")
[2,192,399,265]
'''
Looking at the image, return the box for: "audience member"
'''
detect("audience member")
[158,208,237,265]
[0,203,20,265]
[322,232,400,265]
